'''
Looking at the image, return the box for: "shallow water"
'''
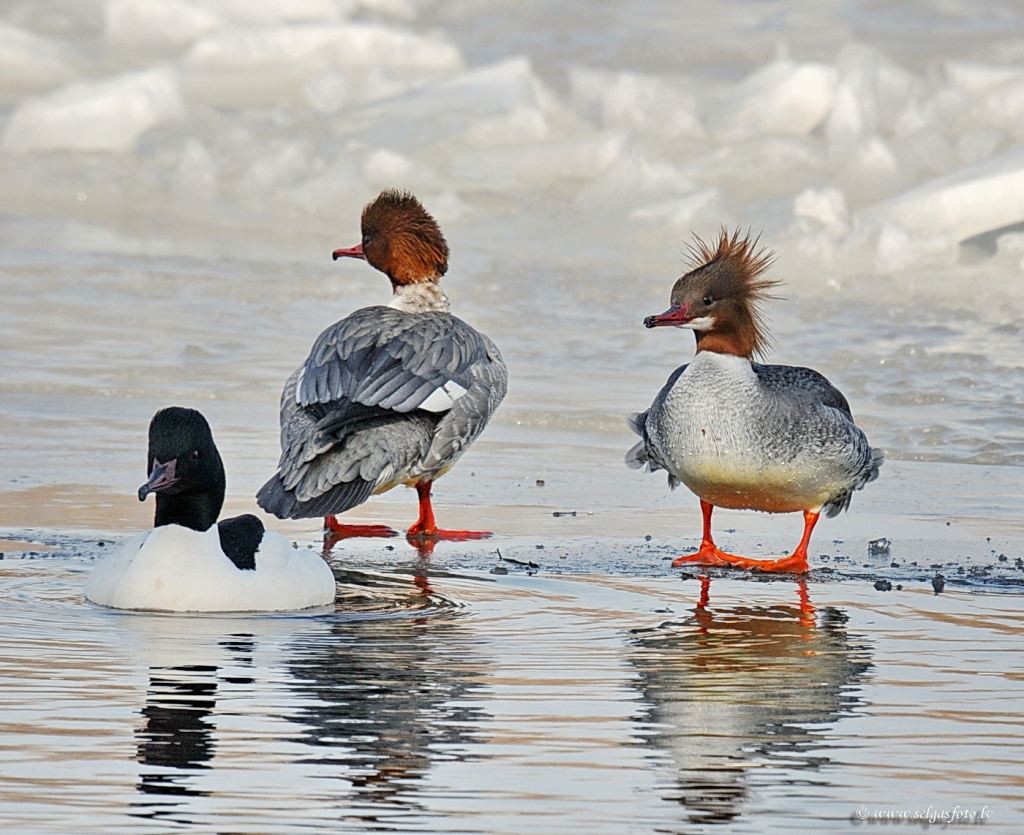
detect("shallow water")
[2,1,1024,832]
[2,539,1023,833]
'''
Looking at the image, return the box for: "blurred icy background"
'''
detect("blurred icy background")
[2,0,1024,500]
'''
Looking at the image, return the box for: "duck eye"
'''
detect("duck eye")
[703,293,714,306]
[362,234,372,246]
[192,449,201,460]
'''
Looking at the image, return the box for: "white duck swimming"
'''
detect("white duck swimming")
[86,407,336,611]
[627,231,882,573]
[257,190,507,545]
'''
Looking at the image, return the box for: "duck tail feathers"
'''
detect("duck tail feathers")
[256,474,375,520]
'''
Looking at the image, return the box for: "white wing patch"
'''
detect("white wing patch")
[419,380,468,413]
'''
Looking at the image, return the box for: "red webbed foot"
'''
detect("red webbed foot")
[674,547,808,574]
[323,516,399,538]
[406,480,492,547]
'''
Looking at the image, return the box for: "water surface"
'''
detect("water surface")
[2,539,1022,833]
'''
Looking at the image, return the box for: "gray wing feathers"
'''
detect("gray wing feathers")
[752,362,880,514]
[624,411,651,470]
[299,307,490,414]
[287,414,436,504]
[625,364,687,488]
[752,363,853,417]
[258,308,506,520]
[420,334,507,474]
[823,442,883,517]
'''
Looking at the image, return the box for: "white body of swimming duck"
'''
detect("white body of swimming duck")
[256,190,507,545]
[627,231,882,573]
[86,407,336,612]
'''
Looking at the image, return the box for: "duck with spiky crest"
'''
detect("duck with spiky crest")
[627,230,882,573]
[257,190,507,546]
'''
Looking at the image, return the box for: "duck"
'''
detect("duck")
[85,407,337,611]
[256,190,507,544]
[626,230,882,573]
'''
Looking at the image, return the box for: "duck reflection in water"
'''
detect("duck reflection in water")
[134,635,254,804]
[324,528,447,558]
[630,578,871,827]
[285,602,490,821]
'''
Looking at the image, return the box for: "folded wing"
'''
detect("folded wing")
[258,307,507,519]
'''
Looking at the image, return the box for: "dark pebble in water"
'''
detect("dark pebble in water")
[644,534,652,541]
[946,521,951,526]
[1016,557,1024,569]
[932,574,945,593]
[874,579,892,591]
[896,584,903,590]
[536,479,545,487]
[97,541,105,547]
[535,544,544,549]
[678,572,695,581]
[998,554,1007,562]
[552,511,577,517]
[890,561,899,568]
[385,545,394,551]
[490,566,508,575]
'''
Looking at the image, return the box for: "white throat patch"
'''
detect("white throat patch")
[680,315,715,331]
[388,282,450,314]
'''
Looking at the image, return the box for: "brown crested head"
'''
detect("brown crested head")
[643,229,779,359]
[333,189,448,286]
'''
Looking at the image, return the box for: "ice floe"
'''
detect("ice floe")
[3,66,183,153]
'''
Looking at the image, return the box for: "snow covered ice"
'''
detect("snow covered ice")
[3,0,1024,270]
[1,0,1024,476]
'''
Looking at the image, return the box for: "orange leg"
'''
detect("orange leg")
[323,515,398,538]
[406,536,438,558]
[405,481,492,542]
[673,502,816,574]
[696,575,711,610]
[796,580,816,628]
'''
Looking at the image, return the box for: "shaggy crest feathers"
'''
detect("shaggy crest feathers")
[676,228,780,359]
[361,189,449,285]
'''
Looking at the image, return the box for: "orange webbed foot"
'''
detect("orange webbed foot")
[673,503,815,574]
[673,542,744,568]
[674,546,808,574]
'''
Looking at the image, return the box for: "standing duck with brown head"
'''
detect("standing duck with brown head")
[257,190,507,546]
[627,230,882,573]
